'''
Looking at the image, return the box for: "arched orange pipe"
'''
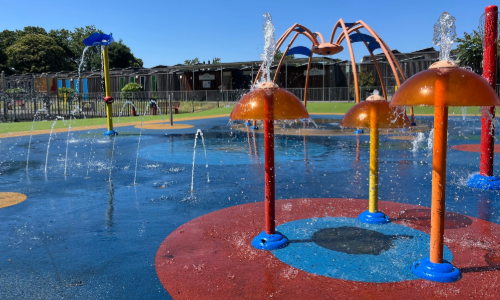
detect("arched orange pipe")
[315,32,326,43]
[329,20,356,43]
[303,46,314,107]
[354,29,387,100]
[357,21,402,87]
[254,25,319,86]
[338,19,360,103]
[273,33,300,83]
[334,23,402,86]
[335,22,413,119]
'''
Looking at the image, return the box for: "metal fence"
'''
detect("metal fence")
[2,85,500,122]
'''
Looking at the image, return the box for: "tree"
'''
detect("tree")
[16,26,47,38]
[0,48,10,74]
[0,30,17,50]
[212,57,221,64]
[455,30,484,74]
[0,26,143,73]
[48,29,76,70]
[69,26,103,71]
[6,34,66,73]
[455,29,500,74]
[184,57,200,65]
[274,49,294,61]
[349,68,376,98]
[90,39,143,69]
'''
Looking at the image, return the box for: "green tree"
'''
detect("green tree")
[184,57,200,65]
[455,30,484,74]
[16,26,47,38]
[0,30,17,50]
[90,39,143,69]
[274,49,294,61]
[69,26,103,71]
[212,57,221,64]
[48,29,76,70]
[455,29,500,74]
[6,34,66,73]
[349,68,376,97]
[0,48,10,74]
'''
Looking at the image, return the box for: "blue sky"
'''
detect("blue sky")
[0,0,495,67]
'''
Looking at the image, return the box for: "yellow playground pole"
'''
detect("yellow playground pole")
[103,46,117,136]
[369,124,379,213]
[356,104,389,223]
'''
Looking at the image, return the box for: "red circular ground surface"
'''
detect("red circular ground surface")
[451,144,500,153]
[155,198,500,299]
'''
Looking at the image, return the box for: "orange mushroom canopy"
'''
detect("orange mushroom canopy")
[390,65,500,107]
[341,100,411,129]
[230,86,309,121]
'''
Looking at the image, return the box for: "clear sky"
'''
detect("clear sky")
[0,0,495,67]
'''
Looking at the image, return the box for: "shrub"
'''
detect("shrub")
[121,82,143,99]
[6,87,26,94]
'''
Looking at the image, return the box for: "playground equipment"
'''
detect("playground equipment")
[468,5,499,189]
[341,91,410,223]
[83,33,117,136]
[252,19,416,125]
[230,82,309,250]
[390,13,500,280]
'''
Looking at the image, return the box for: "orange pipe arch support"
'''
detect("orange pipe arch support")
[337,19,360,103]
[273,32,300,83]
[303,46,314,107]
[354,29,387,100]
[254,24,319,87]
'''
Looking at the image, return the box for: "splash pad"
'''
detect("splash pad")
[2,8,500,300]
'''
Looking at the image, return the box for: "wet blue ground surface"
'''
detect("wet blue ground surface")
[0,114,499,299]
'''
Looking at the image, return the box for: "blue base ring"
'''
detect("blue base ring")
[354,129,364,134]
[301,118,309,122]
[251,231,289,250]
[244,122,252,126]
[411,257,462,283]
[103,130,118,136]
[250,126,259,130]
[466,174,500,190]
[357,210,390,224]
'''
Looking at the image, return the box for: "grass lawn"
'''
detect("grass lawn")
[0,105,235,134]
[306,102,495,116]
[0,102,496,134]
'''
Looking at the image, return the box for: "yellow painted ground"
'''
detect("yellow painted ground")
[135,124,194,130]
[0,192,27,209]
[0,114,230,139]
[232,123,430,137]
[387,136,419,140]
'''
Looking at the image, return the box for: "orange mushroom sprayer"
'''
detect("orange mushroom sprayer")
[390,60,500,282]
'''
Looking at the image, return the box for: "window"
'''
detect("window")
[130,77,135,83]
[140,76,145,91]
[120,77,125,90]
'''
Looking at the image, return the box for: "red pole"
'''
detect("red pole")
[264,91,275,234]
[480,5,498,176]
